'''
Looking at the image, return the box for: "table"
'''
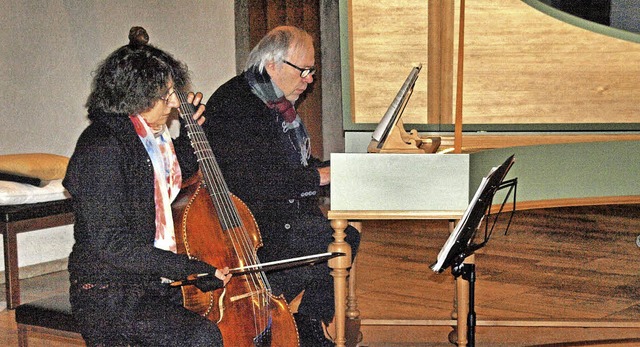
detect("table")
[327,210,467,347]
[327,142,640,346]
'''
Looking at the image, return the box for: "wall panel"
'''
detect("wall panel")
[347,0,640,130]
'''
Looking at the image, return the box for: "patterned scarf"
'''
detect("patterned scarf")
[130,115,182,253]
[267,96,298,123]
[245,66,311,166]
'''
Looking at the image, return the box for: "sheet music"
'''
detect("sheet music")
[430,166,498,272]
[371,64,422,142]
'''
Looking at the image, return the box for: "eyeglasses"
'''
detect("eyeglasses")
[283,60,316,78]
[160,90,176,103]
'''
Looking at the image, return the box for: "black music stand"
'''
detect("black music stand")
[430,154,517,347]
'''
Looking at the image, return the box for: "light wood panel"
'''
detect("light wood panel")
[348,0,640,126]
[349,0,429,124]
[459,1,640,125]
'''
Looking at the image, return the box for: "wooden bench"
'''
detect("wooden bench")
[0,199,74,309]
[15,293,82,346]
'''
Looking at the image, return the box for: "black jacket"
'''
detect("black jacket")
[202,74,325,219]
[64,113,214,284]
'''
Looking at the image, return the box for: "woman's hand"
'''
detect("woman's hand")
[187,92,206,125]
[192,266,231,292]
[215,266,232,286]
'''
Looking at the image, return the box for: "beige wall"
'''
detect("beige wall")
[1,0,236,156]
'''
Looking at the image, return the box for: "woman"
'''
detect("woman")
[63,28,231,346]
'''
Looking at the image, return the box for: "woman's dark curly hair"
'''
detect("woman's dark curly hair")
[86,40,190,116]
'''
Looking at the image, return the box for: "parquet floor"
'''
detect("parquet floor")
[355,204,640,346]
[1,204,639,346]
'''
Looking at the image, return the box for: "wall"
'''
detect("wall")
[320,0,346,159]
[0,0,235,277]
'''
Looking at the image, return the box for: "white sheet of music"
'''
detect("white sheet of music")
[430,166,498,273]
[371,64,422,142]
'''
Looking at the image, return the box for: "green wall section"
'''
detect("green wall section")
[469,141,640,204]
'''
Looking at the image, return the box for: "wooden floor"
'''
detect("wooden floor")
[354,204,640,346]
[1,204,639,346]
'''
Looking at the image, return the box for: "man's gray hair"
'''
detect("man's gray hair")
[245,26,313,73]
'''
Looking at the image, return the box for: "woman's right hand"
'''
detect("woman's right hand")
[216,266,232,286]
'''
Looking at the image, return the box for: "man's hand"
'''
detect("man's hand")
[318,166,330,186]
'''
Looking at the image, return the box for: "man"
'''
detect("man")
[202,26,360,346]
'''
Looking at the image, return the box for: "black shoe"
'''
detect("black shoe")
[294,314,335,347]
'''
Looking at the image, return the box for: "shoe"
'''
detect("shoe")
[294,314,335,347]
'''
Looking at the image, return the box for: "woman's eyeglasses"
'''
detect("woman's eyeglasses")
[160,90,176,103]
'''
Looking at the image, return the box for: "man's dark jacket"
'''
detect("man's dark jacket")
[202,75,330,261]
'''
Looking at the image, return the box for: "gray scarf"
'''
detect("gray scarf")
[245,66,311,167]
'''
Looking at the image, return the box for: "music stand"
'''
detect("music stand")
[430,154,517,346]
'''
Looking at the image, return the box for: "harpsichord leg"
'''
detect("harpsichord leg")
[329,219,352,347]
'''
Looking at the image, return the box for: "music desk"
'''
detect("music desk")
[327,209,466,347]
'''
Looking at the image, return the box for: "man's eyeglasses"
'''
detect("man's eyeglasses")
[160,90,176,103]
[283,60,316,78]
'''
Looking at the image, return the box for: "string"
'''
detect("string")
[454,0,466,154]
[176,91,272,334]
